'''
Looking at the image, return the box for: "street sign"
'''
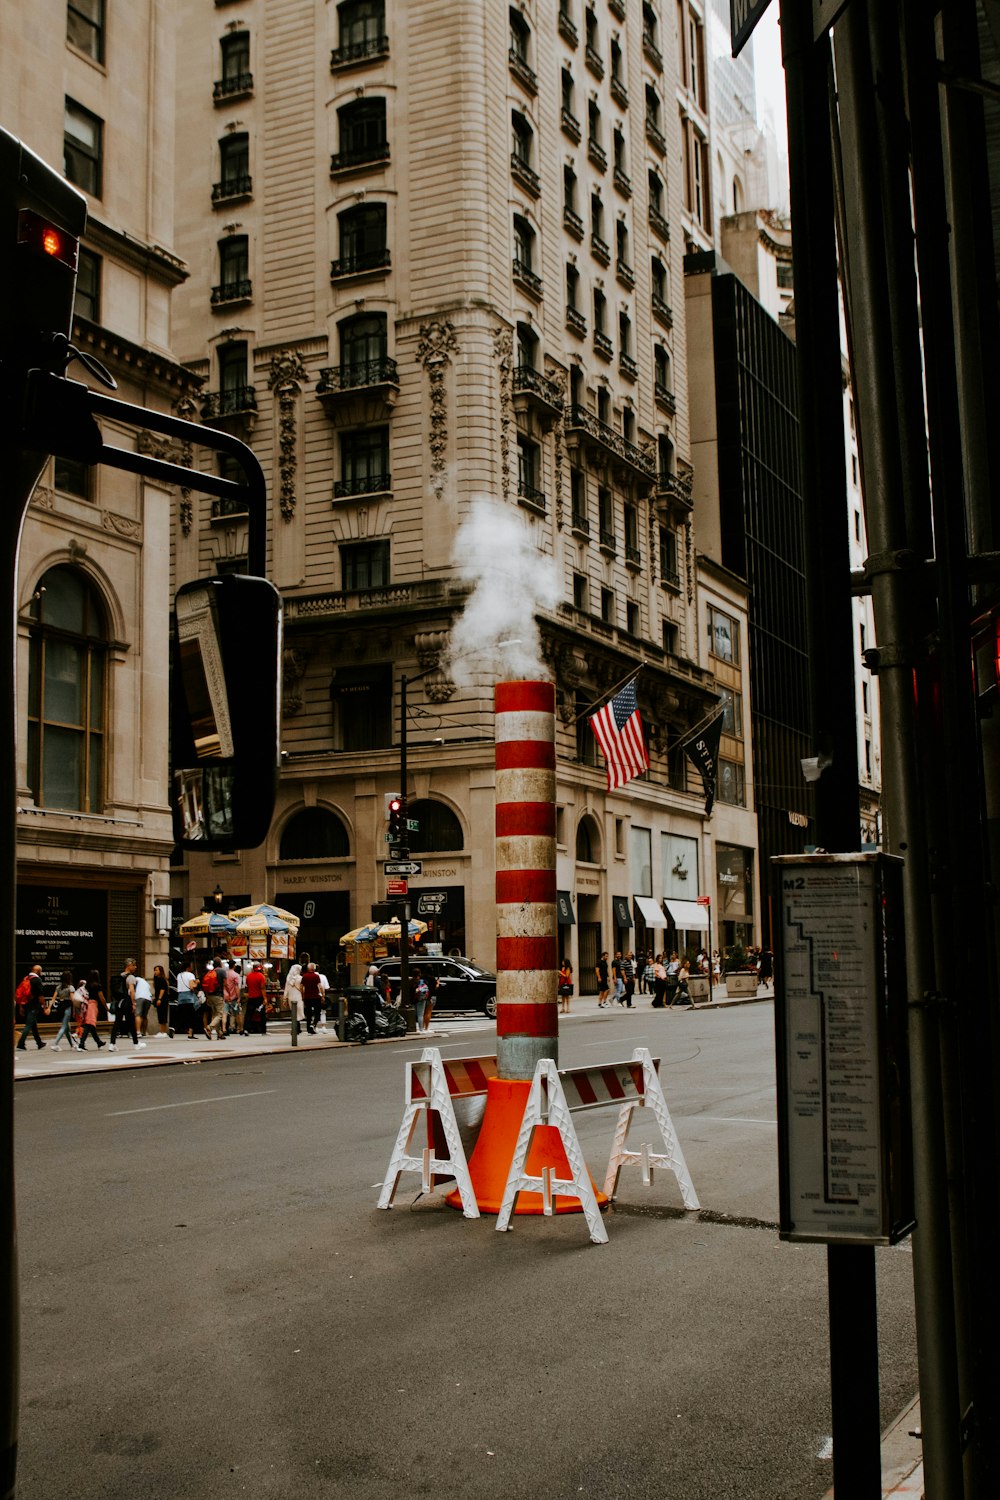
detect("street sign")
[386,879,408,897]
[387,843,407,858]
[384,860,422,876]
[417,892,448,916]
[406,818,419,832]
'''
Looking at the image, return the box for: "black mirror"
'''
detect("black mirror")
[171,574,282,851]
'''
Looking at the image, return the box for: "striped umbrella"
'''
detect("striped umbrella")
[178,911,238,936]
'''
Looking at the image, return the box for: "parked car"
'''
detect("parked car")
[373,956,497,1018]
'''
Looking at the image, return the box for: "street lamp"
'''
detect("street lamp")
[212,883,224,910]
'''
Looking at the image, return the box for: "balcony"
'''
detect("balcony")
[593,328,613,360]
[330,140,390,175]
[655,380,677,414]
[585,44,605,80]
[652,293,673,329]
[333,472,392,499]
[212,173,253,204]
[330,34,389,70]
[513,258,543,300]
[625,543,641,569]
[561,107,582,143]
[330,247,391,281]
[610,76,628,109]
[316,358,400,420]
[571,511,590,537]
[509,48,538,95]
[649,204,670,242]
[646,119,668,156]
[513,364,564,423]
[511,153,541,198]
[211,494,249,521]
[565,304,587,337]
[563,205,584,240]
[609,0,626,18]
[200,385,257,422]
[558,10,578,46]
[587,138,607,173]
[213,72,253,103]
[655,469,694,520]
[565,402,657,489]
[660,565,681,591]
[619,351,638,380]
[211,278,252,307]
[616,257,635,290]
[613,166,632,199]
[599,527,617,556]
[590,231,610,266]
[643,32,664,72]
[517,479,547,514]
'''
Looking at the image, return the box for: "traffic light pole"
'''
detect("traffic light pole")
[397,674,411,1014]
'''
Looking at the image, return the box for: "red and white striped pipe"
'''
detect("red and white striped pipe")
[494,679,558,1079]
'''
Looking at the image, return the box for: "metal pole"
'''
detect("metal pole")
[706,901,713,1006]
[398,674,409,1019]
[781,3,878,1493]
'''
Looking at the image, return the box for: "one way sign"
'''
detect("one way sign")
[384,860,422,876]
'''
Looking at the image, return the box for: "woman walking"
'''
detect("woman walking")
[77,974,106,1050]
[558,959,573,1015]
[152,964,172,1037]
[50,971,78,1050]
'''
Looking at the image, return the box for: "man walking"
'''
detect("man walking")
[241,962,268,1035]
[133,967,154,1038]
[174,961,200,1039]
[596,951,610,1009]
[205,961,228,1040]
[300,962,322,1034]
[222,961,242,1035]
[109,959,146,1050]
[15,965,47,1051]
[620,951,636,1008]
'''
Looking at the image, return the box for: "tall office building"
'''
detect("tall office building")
[3,0,192,984]
[169,0,760,972]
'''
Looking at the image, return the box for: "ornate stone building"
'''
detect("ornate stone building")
[169,0,759,975]
[3,0,196,987]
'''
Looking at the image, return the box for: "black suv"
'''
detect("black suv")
[374,956,497,1018]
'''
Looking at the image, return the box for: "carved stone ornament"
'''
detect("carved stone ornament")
[424,672,456,703]
[414,629,449,670]
[172,395,199,536]
[31,486,55,511]
[553,371,567,528]
[493,327,513,503]
[282,646,305,716]
[417,320,459,501]
[102,510,141,540]
[268,350,309,521]
[685,519,694,603]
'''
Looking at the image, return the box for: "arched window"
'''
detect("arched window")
[576,814,601,863]
[407,799,463,853]
[339,312,387,378]
[27,566,107,812]
[279,807,350,860]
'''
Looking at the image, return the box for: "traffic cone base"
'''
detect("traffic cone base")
[444,1076,609,1215]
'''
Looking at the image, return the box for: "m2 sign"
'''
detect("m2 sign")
[731,0,772,56]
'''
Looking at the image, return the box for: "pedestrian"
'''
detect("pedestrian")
[240,961,268,1034]
[621,951,636,1008]
[612,951,625,1005]
[204,961,228,1039]
[558,959,573,1015]
[133,967,155,1037]
[651,954,667,1008]
[423,969,439,1032]
[50,970,79,1050]
[642,953,656,996]
[301,962,322,1034]
[174,961,200,1038]
[109,959,145,1050]
[757,947,774,988]
[413,972,430,1032]
[316,966,331,1030]
[674,959,692,1006]
[222,961,242,1035]
[15,964,48,1051]
[283,963,304,1028]
[665,951,681,1006]
[77,977,106,1050]
[200,962,220,1037]
[152,964,172,1037]
[596,950,610,1008]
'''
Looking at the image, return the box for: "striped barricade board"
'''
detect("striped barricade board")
[377,1048,497,1218]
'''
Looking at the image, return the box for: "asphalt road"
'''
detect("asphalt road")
[12,1003,918,1499]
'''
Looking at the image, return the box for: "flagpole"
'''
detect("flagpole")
[707,899,713,1005]
[677,701,725,752]
[570,663,644,725]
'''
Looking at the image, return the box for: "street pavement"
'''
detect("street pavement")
[11,990,922,1499]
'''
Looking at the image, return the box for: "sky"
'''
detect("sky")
[753,7,789,166]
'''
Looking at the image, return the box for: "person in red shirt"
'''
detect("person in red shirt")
[240,963,268,1035]
[300,962,323,1034]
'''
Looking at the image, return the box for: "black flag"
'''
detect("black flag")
[681,710,725,816]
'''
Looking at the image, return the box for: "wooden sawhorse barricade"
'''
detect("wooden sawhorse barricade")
[377,1048,498,1218]
[497,1048,700,1244]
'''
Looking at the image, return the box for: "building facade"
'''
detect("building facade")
[3,0,193,987]
[169,0,761,976]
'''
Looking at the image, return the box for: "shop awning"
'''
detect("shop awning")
[634,896,667,928]
[663,898,711,930]
[556,891,575,925]
[612,895,632,929]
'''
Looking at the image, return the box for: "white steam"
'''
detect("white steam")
[448,496,559,684]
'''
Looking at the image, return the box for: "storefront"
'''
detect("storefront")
[408,885,466,958]
[715,844,755,949]
[274,889,351,976]
[661,832,704,956]
[15,871,145,991]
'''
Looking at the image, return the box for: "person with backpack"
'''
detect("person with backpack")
[203,961,227,1040]
[15,965,47,1051]
[108,959,145,1051]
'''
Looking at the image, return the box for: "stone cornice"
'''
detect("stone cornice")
[73,317,203,399]
[84,215,188,288]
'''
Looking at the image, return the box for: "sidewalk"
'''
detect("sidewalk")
[823,1395,924,1497]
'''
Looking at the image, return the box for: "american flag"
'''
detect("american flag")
[590,679,649,790]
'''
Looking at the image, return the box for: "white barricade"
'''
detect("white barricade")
[377,1048,498,1219]
[496,1047,699,1244]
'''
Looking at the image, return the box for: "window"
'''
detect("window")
[562,68,575,116]
[654,344,672,400]
[642,2,659,52]
[408,800,464,853]
[717,759,746,807]
[335,202,388,274]
[648,170,664,218]
[53,456,91,500]
[335,98,387,166]
[517,435,543,504]
[67,0,104,63]
[279,808,350,860]
[75,248,101,322]
[340,312,388,377]
[610,38,624,86]
[214,235,250,301]
[597,385,610,424]
[616,220,630,267]
[626,601,640,635]
[216,133,250,199]
[613,127,628,179]
[218,341,250,415]
[566,263,580,310]
[651,256,668,304]
[659,525,678,585]
[341,539,389,591]
[64,99,102,196]
[571,468,587,528]
[688,11,706,110]
[591,191,604,242]
[598,484,614,547]
[624,502,639,562]
[219,31,251,89]
[588,99,602,151]
[337,0,386,57]
[27,566,107,812]
[338,426,390,496]
[709,605,739,664]
[645,85,661,133]
[510,8,530,64]
[512,111,533,168]
[600,587,615,624]
[576,699,600,769]
[576,811,601,856]
[658,433,674,478]
[516,321,538,370]
[573,573,588,610]
[718,687,743,737]
[330,662,392,752]
[593,288,606,335]
[563,163,578,216]
[513,214,535,274]
[622,406,635,442]
[662,619,678,654]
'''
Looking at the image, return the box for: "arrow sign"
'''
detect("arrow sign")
[384,860,422,876]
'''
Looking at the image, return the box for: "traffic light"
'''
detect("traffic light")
[387,795,403,842]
